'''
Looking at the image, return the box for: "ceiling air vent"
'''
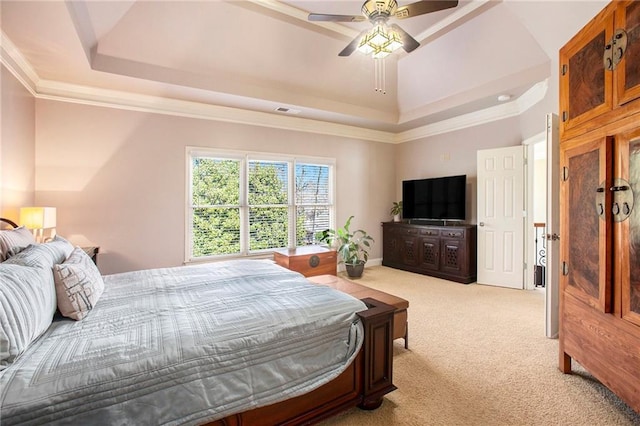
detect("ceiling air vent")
[275,107,300,114]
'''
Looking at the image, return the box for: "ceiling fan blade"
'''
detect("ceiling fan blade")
[395,0,459,19]
[390,24,420,53]
[308,13,367,22]
[339,30,369,57]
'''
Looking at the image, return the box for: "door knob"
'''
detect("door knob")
[479,222,485,227]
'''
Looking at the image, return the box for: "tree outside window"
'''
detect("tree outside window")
[188,150,334,261]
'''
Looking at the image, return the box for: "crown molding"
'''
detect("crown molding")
[0,31,38,96]
[36,79,397,143]
[1,31,546,145]
[393,80,548,143]
[248,0,359,39]
[415,0,500,43]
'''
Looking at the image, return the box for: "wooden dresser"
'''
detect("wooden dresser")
[559,0,640,412]
[273,245,337,277]
[382,222,477,284]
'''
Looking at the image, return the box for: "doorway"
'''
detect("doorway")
[524,113,560,339]
[476,145,525,289]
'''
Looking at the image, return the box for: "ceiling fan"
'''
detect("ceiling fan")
[308,0,459,57]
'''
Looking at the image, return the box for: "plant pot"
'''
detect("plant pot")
[393,214,401,222]
[345,262,365,278]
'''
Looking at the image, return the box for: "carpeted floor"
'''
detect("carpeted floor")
[320,266,640,426]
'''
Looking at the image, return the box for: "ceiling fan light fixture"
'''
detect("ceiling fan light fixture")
[372,47,392,59]
[361,0,398,20]
[387,30,403,52]
[357,24,403,57]
[357,34,375,54]
[369,24,389,46]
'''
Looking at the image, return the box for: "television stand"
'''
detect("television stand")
[406,219,463,227]
[382,222,477,284]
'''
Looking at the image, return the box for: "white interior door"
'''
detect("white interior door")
[477,145,525,289]
[545,113,560,338]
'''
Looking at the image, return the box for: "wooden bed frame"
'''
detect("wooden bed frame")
[206,297,397,425]
[0,217,19,229]
[0,218,397,425]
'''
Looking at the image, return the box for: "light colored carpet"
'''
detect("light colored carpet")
[320,266,640,426]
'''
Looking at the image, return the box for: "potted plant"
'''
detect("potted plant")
[390,201,403,222]
[317,215,374,278]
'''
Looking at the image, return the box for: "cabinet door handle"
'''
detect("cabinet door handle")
[610,185,629,192]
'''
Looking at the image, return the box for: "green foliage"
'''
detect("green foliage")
[317,216,374,265]
[249,207,288,250]
[191,158,326,257]
[390,201,403,216]
[192,158,241,256]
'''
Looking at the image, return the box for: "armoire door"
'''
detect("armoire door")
[560,7,614,134]
[617,129,640,326]
[614,0,640,106]
[560,136,614,313]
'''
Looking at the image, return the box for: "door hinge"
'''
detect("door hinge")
[562,261,569,276]
[561,64,567,76]
[562,111,568,122]
[562,166,569,181]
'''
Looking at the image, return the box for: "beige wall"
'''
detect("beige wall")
[394,117,525,224]
[1,66,35,220]
[34,100,395,274]
[2,65,549,275]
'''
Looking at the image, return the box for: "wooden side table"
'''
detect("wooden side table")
[82,246,99,266]
[273,245,337,277]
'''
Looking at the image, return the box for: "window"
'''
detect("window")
[187,148,334,261]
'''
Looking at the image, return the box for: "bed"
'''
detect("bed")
[0,218,396,425]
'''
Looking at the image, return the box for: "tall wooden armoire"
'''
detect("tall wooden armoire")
[559,0,640,412]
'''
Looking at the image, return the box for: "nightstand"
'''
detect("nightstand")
[273,245,337,277]
[82,246,99,265]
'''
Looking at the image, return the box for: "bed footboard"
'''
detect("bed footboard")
[208,298,396,426]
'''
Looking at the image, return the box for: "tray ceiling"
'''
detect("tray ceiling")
[0,1,609,138]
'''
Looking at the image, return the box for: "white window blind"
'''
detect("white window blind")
[295,163,331,246]
[187,149,334,261]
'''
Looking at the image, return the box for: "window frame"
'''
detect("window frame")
[186,147,335,263]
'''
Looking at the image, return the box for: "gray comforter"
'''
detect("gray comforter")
[0,259,366,425]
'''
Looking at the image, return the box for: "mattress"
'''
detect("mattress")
[0,259,366,425]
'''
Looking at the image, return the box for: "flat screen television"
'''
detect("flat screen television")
[402,175,466,221]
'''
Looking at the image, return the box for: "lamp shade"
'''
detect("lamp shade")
[20,207,57,229]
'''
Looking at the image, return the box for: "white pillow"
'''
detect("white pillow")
[53,247,105,320]
[3,236,74,268]
[0,264,57,370]
[0,226,36,261]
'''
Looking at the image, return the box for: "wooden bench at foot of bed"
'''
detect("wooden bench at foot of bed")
[207,298,396,426]
[308,274,409,349]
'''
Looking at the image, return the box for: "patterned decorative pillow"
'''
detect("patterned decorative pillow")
[0,226,36,261]
[0,264,58,370]
[53,247,105,320]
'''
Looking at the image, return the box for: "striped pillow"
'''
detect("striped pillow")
[0,264,57,370]
[53,247,104,320]
[0,227,36,262]
[3,236,74,268]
